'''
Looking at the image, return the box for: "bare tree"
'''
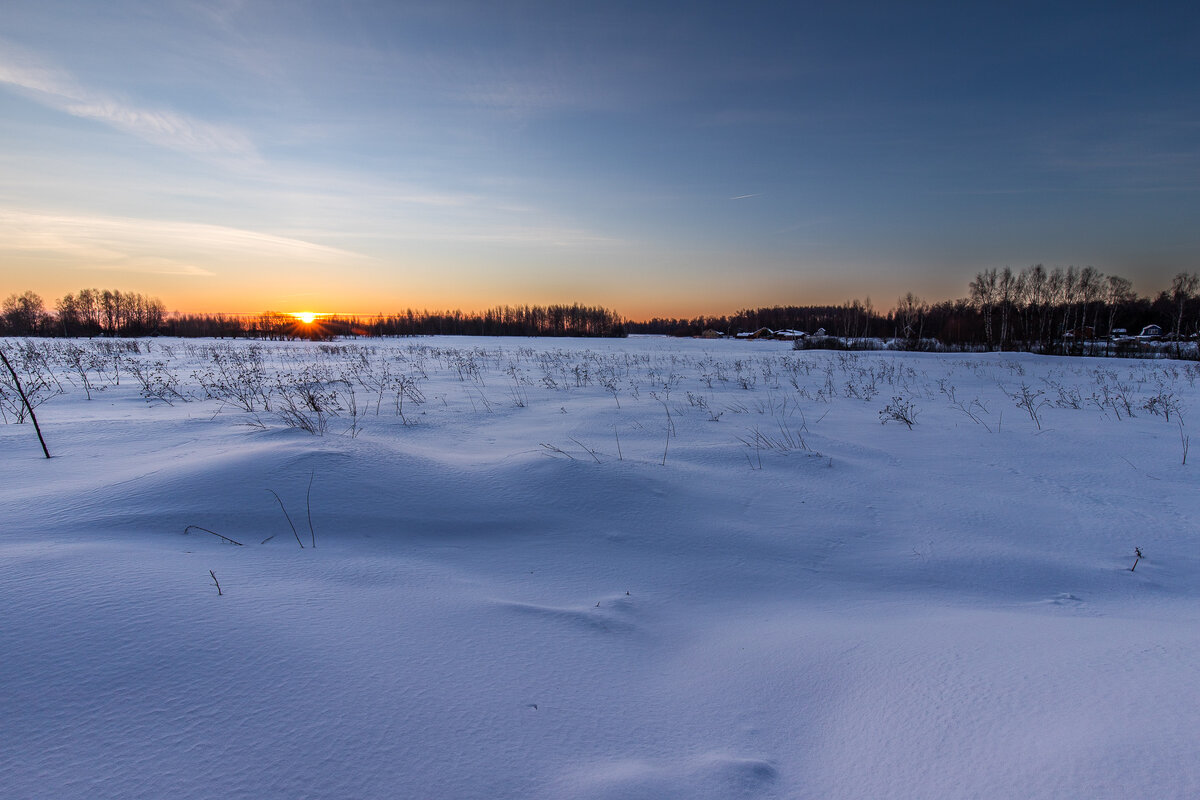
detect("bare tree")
[1059,266,1080,342]
[76,289,103,333]
[896,292,927,347]
[969,269,999,350]
[997,267,1019,350]
[1046,268,1065,346]
[2,292,47,335]
[1022,264,1049,349]
[1078,266,1103,341]
[1103,275,1135,337]
[1170,272,1199,344]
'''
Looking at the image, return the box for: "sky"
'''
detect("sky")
[1,1,1198,319]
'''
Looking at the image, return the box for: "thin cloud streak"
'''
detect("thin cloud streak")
[0,209,367,275]
[0,48,256,159]
[362,222,624,248]
[82,258,217,278]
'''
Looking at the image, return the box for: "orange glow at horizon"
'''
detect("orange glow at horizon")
[292,311,319,324]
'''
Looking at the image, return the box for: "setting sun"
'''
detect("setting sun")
[292,311,318,324]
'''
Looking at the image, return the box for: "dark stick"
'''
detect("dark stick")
[209,569,222,595]
[0,349,50,458]
[268,489,304,548]
[184,524,244,546]
[306,470,316,549]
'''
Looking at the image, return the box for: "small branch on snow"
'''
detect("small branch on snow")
[306,470,316,549]
[0,348,51,458]
[184,524,244,546]
[268,489,305,548]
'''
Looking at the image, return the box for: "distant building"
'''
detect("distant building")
[1138,324,1163,339]
[736,327,774,340]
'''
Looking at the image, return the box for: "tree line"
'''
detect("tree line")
[627,266,1200,352]
[169,303,627,339]
[1,292,626,339]
[3,289,167,337]
[5,267,1200,350]
[355,304,626,338]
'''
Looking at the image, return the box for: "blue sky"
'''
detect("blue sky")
[2,1,1197,318]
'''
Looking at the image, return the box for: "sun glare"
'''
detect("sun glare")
[293,311,318,324]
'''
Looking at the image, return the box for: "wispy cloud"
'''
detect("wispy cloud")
[730,193,760,200]
[0,47,256,159]
[455,226,621,247]
[364,221,623,249]
[0,209,365,275]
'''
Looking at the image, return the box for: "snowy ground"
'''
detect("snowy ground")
[2,335,1198,799]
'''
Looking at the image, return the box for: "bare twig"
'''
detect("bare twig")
[0,349,51,458]
[267,489,305,547]
[306,470,316,548]
[539,442,576,460]
[209,569,223,595]
[568,436,602,464]
[1121,456,1160,480]
[184,524,244,546]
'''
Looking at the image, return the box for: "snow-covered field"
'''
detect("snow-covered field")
[2,335,1198,799]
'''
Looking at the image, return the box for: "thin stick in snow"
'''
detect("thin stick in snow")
[306,470,316,548]
[539,442,575,460]
[268,489,305,548]
[0,349,51,459]
[184,525,244,546]
[209,570,223,595]
[568,436,601,464]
